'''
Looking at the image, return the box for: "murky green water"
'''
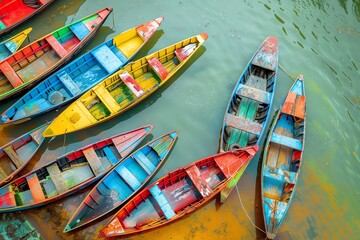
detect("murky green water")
[0,0,359,239]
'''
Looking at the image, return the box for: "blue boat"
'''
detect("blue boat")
[0,17,163,124]
[261,75,306,239]
[63,131,178,233]
[219,36,279,202]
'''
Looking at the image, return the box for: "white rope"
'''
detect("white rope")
[279,64,295,82]
[235,184,268,238]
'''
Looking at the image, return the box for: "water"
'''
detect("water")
[0,0,359,239]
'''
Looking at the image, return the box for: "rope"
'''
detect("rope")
[112,11,116,31]
[279,64,295,82]
[235,184,268,238]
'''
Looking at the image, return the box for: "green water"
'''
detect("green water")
[0,0,359,239]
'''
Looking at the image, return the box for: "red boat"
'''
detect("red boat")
[0,0,55,37]
[98,146,259,238]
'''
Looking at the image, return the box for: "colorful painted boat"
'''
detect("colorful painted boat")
[218,36,278,203]
[0,17,163,125]
[261,75,306,239]
[98,146,258,237]
[0,124,153,212]
[0,7,112,101]
[63,130,178,233]
[0,0,54,37]
[0,122,49,186]
[0,27,32,61]
[42,33,208,137]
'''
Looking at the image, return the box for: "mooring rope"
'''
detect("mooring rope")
[235,184,268,239]
[112,11,116,31]
[279,64,295,82]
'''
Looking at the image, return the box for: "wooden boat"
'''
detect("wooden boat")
[42,33,208,137]
[261,75,306,239]
[0,17,163,125]
[98,146,258,237]
[0,124,154,212]
[0,27,32,61]
[63,131,178,233]
[0,0,54,37]
[0,7,112,101]
[0,122,49,186]
[218,36,278,203]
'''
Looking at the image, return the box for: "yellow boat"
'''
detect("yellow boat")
[43,33,208,137]
[0,27,32,61]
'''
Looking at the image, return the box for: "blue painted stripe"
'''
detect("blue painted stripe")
[270,132,302,151]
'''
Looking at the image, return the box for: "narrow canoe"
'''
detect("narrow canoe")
[0,27,32,61]
[0,7,112,101]
[42,33,208,137]
[0,121,49,186]
[0,124,153,213]
[63,131,178,233]
[0,17,163,125]
[98,146,259,238]
[261,75,306,239]
[0,0,54,37]
[219,36,278,203]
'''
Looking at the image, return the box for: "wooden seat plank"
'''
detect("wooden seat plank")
[0,61,23,88]
[46,164,68,194]
[175,44,196,62]
[0,167,7,181]
[149,185,176,220]
[119,71,144,97]
[133,151,155,174]
[82,147,102,175]
[3,145,23,168]
[69,22,90,40]
[115,165,141,190]
[225,113,262,136]
[270,132,303,151]
[92,85,121,113]
[26,173,46,202]
[147,57,169,80]
[92,45,123,73]
[263,165,296,184]
[236,84,270,104]
[185,165,212,198]
[281,92,306,119]
[46,35,67,58]
[57,71,81,96]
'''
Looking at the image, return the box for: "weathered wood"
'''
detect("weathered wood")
[175,44,196,62]
[3,145,23,168]
[225,113,262,136]
[0,167,7,180]
[185,165,212,198]
[147,57,168,80]
[69,22,90,40]
[115,165,141,190]
[29,130,43,146]
[0,61,23,88]
[45,35,67,58]
[237,84,270,104]
[58,71,81,96]
[26,173,46,202]
[119,71,144,97]
[92,85,121,113]
[281,92,306,119]
[149,185,176,220]
[92,45,122,73]
[251,36,278,71]
[82,147,102,175]
[270,132,303,151]
[263,165,296,184]
[133,151,155,174]
[46,164,68,194]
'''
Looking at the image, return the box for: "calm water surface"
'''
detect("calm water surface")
[0,0,359,239]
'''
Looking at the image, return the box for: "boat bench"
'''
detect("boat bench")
[57,71,81,96]
[225,113,262,136]
[270,132,302,151]
[281,92,306,119]
[46,35,67,58]
[92,85,121,113]
[115,165,141,191]
[133,151,156,175]
[151,136,172,158]
[82,147,103,175]
[236,84,270,104]
[92,45,123,74]
[26,173,46,202]
[46,163,68,194]
[175,44,196,62]
[0,61,23,88]
[3,145,23,168]
[119,71,144,97]
[69,22,90,40]
[147,57,169,80]
[149,185,176,220]
[185,165,212,198]
[263,165,296,184]
[103,146,118,164]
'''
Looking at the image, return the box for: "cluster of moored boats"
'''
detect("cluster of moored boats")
[0,2,306,239]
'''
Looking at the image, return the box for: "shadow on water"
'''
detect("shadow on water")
[47,46,207,148]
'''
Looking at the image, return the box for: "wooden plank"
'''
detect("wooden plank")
[225,113,262,136]
[175,44,196,62]
[0,167,7,180]
[119,71,144,97]
[185,165,212,198]
[270,132,303,151]
[82,147,102,175]
[103,147,118,164]
[26,173,46,202]
[281,92,306,119]
[3,145,23,168]
[294,95,306,119]
[115,165,141,190]
[147,57,169,80]
[92,85,121,113]
[133,151,155,174]
[46,164,68,194]
[69,22,90,40]
[152,136,172,158]
[149,185,176,220]
[0,61,23,88]
[236,84,270,104]
[263,165,296,184]
[57,71,81,96]
[92,45,123,73]
[45,35,67,58]
[29,128,44,146]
